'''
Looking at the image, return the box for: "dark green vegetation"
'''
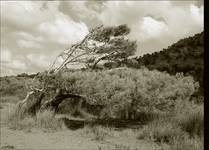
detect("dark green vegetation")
[125,32,204,96]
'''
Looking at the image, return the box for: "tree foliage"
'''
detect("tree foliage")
[49,24,137,72]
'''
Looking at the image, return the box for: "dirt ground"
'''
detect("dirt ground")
[0,103,161,150]
[0,127,162,150]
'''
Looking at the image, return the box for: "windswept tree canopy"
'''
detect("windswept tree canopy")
[49,24,137,73]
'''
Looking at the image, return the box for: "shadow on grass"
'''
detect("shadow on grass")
[60,111,166,130]
[60,117,145,130]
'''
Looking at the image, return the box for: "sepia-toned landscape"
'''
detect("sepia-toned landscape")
[0,1,204,150]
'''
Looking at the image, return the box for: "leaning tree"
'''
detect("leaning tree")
[17,24,137,118]
[49,24,137,72]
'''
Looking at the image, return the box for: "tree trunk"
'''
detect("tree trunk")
[39,91,84,114]
[16,90,44,118]
[17,88,102,121]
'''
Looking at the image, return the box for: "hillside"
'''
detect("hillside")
[125,32,204,95]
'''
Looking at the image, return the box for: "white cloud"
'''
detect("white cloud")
[15,31,44,49]
[27,54,50,68]
[190,4,204,26]
[1,1,60,29]
[0,1,204,76]
[1,49,12,62]
[38,14,89,45]
[17,39,42,49]
[138,16,168,41]
[1,1,90,76]
[15,32,44,42]
[1,58,27,76]
[0,48,27,76]
[98,1,203,55]
[11,59,27,70]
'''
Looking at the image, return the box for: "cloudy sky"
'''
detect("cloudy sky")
[0,1,204,76]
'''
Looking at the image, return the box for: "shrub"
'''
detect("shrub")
[0,76,36,100]
[41,68,198,119]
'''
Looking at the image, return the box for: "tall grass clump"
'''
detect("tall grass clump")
[137,101,204,150]
[4,105,64,132]
[137,117,186,144]
[174,101,204,137]
[4,104,35,130]
[35,110,65,131]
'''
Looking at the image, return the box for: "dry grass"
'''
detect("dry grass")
[137,102,204,150]
[82,125,113,141]
[137,118,203,150]
[35,110,65,132]
[97,144,140,150]
[0,95,20,104]
[4,105,65,132]
[135,111,168,124]
[2,104,26,129]
[114,144,132,150]
[168,136,203,150]
[137,118,186,144]
[174,103,204,137]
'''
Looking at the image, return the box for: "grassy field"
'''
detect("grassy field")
[1,101,161,150]
[0,69,204,150]
[0,95,203,150]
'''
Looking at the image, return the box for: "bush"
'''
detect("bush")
[41,68,198,119]
[0,76,35,100]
